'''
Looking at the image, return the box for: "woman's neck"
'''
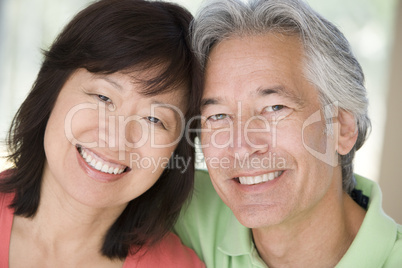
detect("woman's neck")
[9,174,127,266]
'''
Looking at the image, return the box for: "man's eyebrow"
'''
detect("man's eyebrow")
[201,86,304,110]
[201,97,221,109]
[257,86,304,106]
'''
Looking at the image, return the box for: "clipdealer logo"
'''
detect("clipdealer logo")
[63,100,342,168]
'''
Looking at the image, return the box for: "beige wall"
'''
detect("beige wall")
[379,0,402,224]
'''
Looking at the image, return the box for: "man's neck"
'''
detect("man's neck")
[252,191,366,268]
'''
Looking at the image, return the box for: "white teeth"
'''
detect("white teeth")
[101,164,109,173]
[86,154,92,163]
[78,147,126,175]
[254,176,263,184]
[238,171,283,185]
[95,162,103,171]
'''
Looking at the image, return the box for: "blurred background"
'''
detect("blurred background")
[0,0,401,222]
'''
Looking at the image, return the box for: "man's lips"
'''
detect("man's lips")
[233,171,284,185]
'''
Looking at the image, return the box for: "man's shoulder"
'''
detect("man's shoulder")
[397,224,402,238]
[194,169,213,188]
[174,170,235,263]
[382,224,402,267]
[349,174,402,267]
[384,225,402,268]
[194,169,213,190]
[354,175,374,196]
[180,169,229,220]
[175,170,260,267]
[193,169,217,195]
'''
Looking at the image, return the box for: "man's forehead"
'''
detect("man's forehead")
[201,33,309,109]
[206,33,302,61]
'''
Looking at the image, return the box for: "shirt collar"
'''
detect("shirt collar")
[337,175,398,267]
[216,175,398,267]
[217,209,268,267]
[217,211,253,256]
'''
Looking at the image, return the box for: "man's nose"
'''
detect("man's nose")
[228,115,270,159]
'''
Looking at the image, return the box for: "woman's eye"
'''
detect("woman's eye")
[265,105,284,112]
[208,114,228,121]
[97,94,112,103]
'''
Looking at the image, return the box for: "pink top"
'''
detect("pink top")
[0,176,204,267]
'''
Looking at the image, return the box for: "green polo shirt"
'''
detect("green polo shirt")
[174,170,402,267]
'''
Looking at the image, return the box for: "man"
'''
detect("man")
[174,0,402,267]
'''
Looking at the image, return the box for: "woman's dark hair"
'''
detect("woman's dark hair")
[0,0,202,260]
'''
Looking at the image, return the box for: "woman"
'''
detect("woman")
[0,0,203,266]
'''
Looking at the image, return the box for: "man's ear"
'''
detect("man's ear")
[337,109,358,155]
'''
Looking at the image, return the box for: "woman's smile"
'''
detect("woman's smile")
[77,145,128,175]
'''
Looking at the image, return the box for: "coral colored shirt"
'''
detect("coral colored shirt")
[0,178,204,267]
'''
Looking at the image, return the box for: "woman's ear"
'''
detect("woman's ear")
[337,109,358,155]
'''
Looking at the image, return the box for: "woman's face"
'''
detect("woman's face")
[43,68,187,209]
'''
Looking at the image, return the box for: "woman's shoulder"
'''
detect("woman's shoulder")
[0,170,15,267]
[0,170,15,207]
[0,169,14,179]
[124,232,205,268]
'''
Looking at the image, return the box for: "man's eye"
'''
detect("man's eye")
[97,94,112,103]
[265,105,284,112]
[147,116,162,125]
[208,114,228,121]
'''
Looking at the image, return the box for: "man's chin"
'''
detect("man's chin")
[232,205,284,229]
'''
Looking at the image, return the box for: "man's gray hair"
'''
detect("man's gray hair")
[192,0,371,194]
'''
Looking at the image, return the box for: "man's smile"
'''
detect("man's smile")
[237,171,284,185]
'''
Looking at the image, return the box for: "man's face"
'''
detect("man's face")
[200,34,342,228]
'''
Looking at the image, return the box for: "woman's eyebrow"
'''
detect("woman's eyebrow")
[150,101,182,114]
[150,101,183,121]
[95,75,124,91]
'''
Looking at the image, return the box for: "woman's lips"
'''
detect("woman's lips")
[75,145,130,182]
[77,145,127,175]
